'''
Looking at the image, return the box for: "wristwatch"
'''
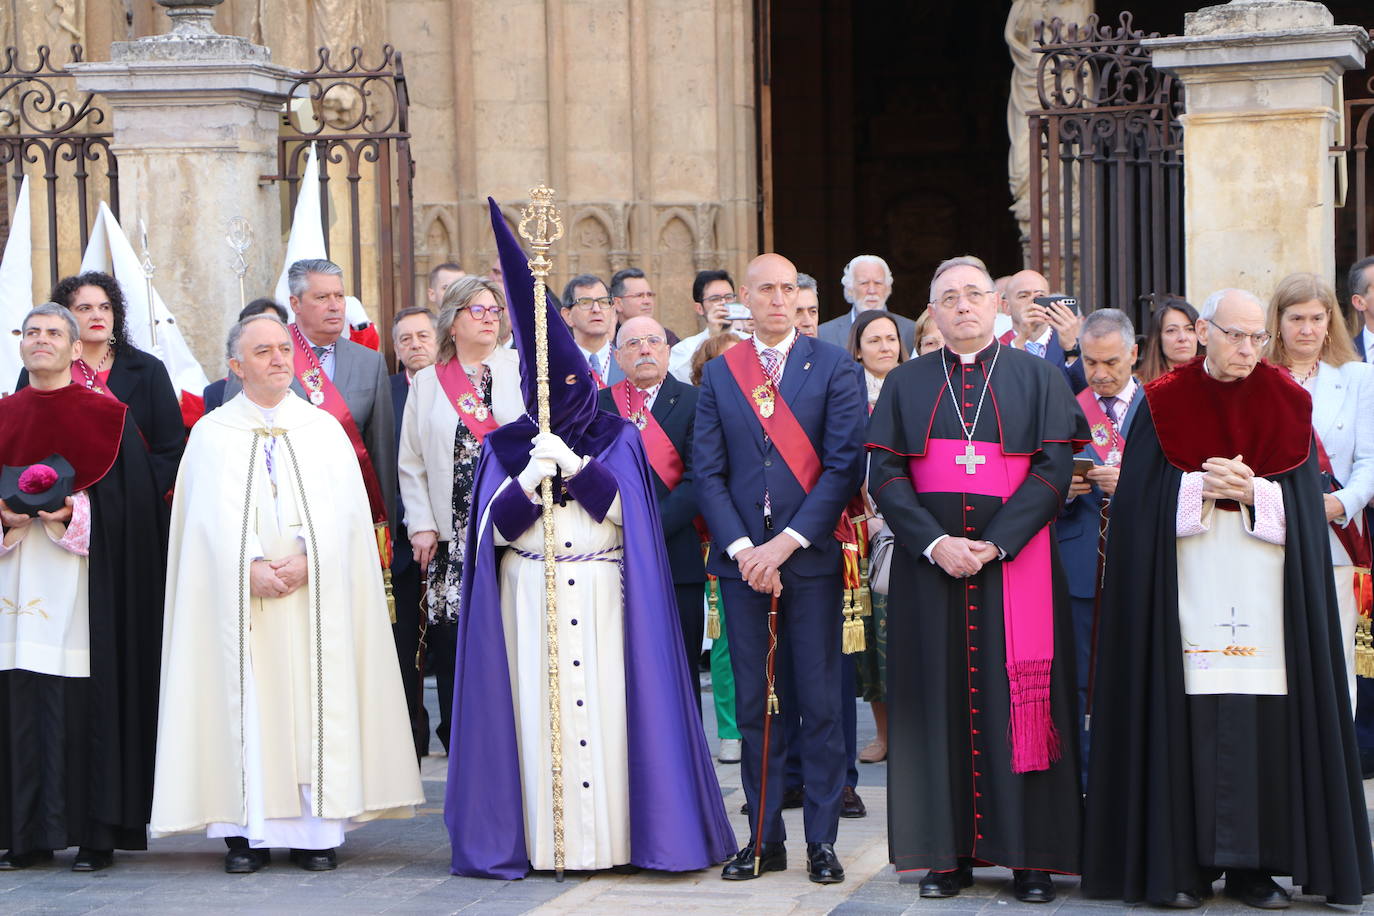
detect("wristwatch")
[1062,345,1081,357]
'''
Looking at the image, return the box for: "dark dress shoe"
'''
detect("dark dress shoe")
[918,863,974,898]
[1013,869,1055,903]
[840,786,866,818]
[1165,891,1204,909]
[224,847,271,874]
[806,842,845,884]
[0,849,53,870]
[1224,872,1290,909]
[288,848,338,871]
[720,841,786,880]
[71,848,113,872]
[782,787,804,809]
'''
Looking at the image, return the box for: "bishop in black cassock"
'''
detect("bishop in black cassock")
[866,259,1086,903]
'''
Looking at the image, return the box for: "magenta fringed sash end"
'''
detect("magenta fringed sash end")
[1007,658,1060,773]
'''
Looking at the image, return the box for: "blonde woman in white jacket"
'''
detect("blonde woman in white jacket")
[1266,271,1374,709]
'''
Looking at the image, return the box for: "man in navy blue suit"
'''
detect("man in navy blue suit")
[1056,309,1142,774]
[390,305,439,758]
[1001,269,1087,394]
[695,253,866,885]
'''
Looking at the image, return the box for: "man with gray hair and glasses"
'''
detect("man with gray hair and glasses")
[561,273,622,387]
[1084,288,1374,909]
[817,255,916,353]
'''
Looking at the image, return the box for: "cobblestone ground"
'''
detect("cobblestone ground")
[3,672,1372,914]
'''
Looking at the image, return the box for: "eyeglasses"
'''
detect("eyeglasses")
[619,290,656,301]
[1207,322,1270,348]
[569,296,613,310]
[702,293,736,306]
[933,288,996,310]
[460,304,505,320]
[620,335,666,350]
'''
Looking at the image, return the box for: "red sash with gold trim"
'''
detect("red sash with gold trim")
[290,324,388,530]
[1075,388,1125,465]
[435,359,498,444]
[723,340,822,489]
[610,380,684,489]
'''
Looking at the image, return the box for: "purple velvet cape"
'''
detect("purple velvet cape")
[443,198,735,878]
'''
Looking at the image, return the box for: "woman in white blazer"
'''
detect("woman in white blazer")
[1267,271,1374,708]
[398,277,523,627]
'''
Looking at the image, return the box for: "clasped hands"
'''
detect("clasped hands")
[517,432,583,496]
[1201,454,1255,506]
[736,532,801,597]
[250,555,308,599]
[0,496,74,546]
[932,536,999,579]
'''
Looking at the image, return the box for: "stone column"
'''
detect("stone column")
[1143,0,1371,304]
[68,0,292,375]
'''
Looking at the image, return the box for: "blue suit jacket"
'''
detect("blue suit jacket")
[1056,385,1142,598]
[693,334,867,579]
[390,371,413,575]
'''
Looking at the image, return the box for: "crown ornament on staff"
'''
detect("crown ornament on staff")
[516,184,569,881]
[225,216,254,313]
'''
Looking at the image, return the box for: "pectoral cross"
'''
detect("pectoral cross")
[1217,606,1250,640]
[954,443,985,475]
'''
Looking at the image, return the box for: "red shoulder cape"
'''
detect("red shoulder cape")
[1143,356,1311,477]
[0,383,128,490]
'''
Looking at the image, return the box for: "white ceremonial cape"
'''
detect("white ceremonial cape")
[150,391,423,837]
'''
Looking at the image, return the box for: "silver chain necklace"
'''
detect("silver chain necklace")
[940,343,1001,475]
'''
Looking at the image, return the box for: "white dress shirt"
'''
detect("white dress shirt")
[299,331,338,380]
[577,340,613,379]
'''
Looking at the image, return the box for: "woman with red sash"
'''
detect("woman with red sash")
[397,276,523,749]
[1263,272,1374,710]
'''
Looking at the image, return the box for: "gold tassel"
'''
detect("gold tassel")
[841,590,866,655]
[767,691,779,715]
[382,566,397,624]
[706,578,721,640]
[856,585,872,618]
[1357,615,1374,679]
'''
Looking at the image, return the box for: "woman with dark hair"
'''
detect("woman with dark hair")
[1137,293,1201,383]
[849,309,906,765]
[20,272,185,495]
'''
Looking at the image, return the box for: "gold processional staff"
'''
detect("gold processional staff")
[517,186,568,880]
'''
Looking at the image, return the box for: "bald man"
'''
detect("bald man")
[694,253,867,885]
[599,316,706,711]
[1002,269,1086,393]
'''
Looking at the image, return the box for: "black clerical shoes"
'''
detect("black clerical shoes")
[1012,869,1056,903]
[806,843,845,884]
[289,847,338,871]
[1224,871,1291,909]
[918,863,974,898]
[224,847,271,874]
[840,786,866,818]
[0,849,53,870]
[71,848,113,872]
[720,841,786,880]
[1165,891,1204,909]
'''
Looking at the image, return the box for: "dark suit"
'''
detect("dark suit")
[999,330,1088,394]
[18,345,185,495]
[694,332,866,845]
[599,374,705,709]
[817,308,916,355]
[390,371,429,758]
[1057,386,1141,774]
[202,377,228,413]
[1352,330,1374,766]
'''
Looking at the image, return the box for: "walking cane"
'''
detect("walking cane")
[754,593,781,876]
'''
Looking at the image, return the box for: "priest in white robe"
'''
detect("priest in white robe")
[151,314,423,874]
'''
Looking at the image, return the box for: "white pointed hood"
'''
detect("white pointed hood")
[0,177,32,395]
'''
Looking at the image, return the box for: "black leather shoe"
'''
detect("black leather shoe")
[806,842,845,884]
[1224,872,1290,909]
[840,786,866,818]
[1165,891,1204,909]
[918,863,974,898]
[224,847,271,874]
[0,849,53,870]
[1013,869,1055,903]
[782,787,804,809]
[289,848,338,871]
[720,841,786,880]
[71,848,113,872]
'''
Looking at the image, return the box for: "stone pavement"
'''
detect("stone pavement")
[3,673,1373,914]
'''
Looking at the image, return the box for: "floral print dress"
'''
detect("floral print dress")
[429,364,491,624]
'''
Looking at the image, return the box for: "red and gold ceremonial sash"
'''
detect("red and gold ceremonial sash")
[435,359,499,444]
[610,380,684,489]
[722,341,865,650]
[1075,388,1125,465]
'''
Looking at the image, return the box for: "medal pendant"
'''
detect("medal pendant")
[474,405,490,422]
[309,390,325,406]
[1106,448,1122,467]
[752,384,775,419]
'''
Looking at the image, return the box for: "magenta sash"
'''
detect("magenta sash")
[909,438,1059,774]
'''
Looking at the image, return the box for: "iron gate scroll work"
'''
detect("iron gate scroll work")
[0,44,118,291]
[1028,13,1184,328]
[1334,58,1374,271]
[267,45,416,342]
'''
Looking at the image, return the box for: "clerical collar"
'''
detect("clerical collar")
[945,338,997,365]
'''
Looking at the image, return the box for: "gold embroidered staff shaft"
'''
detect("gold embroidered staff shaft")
[517,185,566,880]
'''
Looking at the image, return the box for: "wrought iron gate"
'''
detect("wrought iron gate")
[1333,65,1374,279]
[265,45,416,341]
[1027,13,1184,328]
[0,44,118,292]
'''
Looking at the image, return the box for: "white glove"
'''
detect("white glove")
[517,453,558,493]
[531,431,582,477]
